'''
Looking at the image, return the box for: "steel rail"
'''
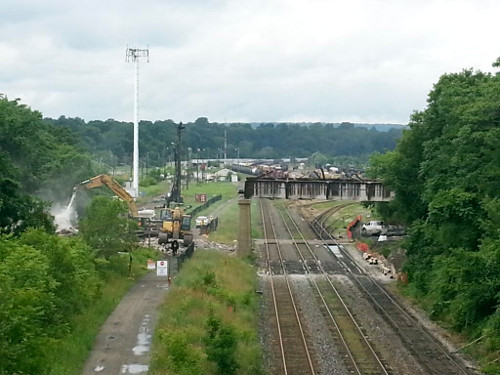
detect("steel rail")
[315,202,356,229]
[309,212,472,375]
[259,199,316,375]
[278,202,389,375]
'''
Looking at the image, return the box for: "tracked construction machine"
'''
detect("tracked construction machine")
[78,174,139,215]
[157,122,193,252]
[77,174,155,235]
[157,204,193,252]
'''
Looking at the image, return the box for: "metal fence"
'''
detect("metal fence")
[167,241,195,277]
[187,194,222,218]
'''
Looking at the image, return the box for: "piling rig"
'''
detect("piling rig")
[159,122,193,252]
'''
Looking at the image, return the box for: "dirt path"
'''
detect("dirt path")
[81,271,169,375]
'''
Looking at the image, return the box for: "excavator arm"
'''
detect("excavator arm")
[79,174,139,217]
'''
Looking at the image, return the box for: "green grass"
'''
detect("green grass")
[208,201,239,244]
[138,180,171,200]
[196,191,262,245]
[135,178,243,245]
[251,199,263,239]
[42,247,162,375]
[322,202,374,236]
[137,179,239,209]
[182,182,238,208]
[149,250,265,375]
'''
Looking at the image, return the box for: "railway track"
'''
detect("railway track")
[309,209,473,375]
[276,201,390,375]
[314,202,356,230]
[259,199,316,374]
[260,199,283,275]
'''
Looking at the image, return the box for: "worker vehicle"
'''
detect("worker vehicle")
[77,174,156,236]
[157,203,193,252]
[195,216,209,227]
[361,221,386,236]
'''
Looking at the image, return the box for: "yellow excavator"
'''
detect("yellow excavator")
[79,174,139,216]
[77,174,155,236]
[78,174,193,250]
[157,203,193,252]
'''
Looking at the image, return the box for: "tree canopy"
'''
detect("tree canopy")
[369,64,500,358]
[44,116,403,168]
[0,95,99,234]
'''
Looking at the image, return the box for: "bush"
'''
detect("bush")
[79,196,138,259]
[149,250,264,375]
[139,176,159,187]
[0,230,102,375]
[204,309,239,375]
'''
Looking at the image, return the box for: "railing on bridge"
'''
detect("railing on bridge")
[244,177,393,202]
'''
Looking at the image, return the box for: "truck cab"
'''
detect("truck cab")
[362,221,386,235]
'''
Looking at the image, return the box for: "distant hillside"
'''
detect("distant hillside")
[249,122,406,132]
[46,117,403,168]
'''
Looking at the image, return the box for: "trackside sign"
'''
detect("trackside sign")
[147,259,156,270]
[156,260,168,276]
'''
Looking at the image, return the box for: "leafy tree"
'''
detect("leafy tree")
[0,151,55,234]
[0,238,58,375]
[194,117,209,126]
[19,229,101,320]
[155,330,203,375]
[45,115,403,169]
[369,62,500,358]
[79,196,138,259]
[0,96,93,195]
[308,152,329,169]
[0,230,103,375]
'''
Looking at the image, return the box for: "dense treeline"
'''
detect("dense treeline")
[44,116,403,167]
[0,230,101,374]
[0,96,151,374]
[0,96,98,234]
[370,63,500,369]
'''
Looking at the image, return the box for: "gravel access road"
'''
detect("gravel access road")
[81,271,169,375]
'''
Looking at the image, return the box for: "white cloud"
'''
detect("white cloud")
[0,0,498,123]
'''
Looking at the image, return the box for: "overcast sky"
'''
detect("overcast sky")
[1,0,498,124]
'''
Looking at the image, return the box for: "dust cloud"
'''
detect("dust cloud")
[51,190,78,232]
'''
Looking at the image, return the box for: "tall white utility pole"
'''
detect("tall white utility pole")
[126,46,149,198]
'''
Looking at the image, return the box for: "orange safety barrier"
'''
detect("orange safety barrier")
[346,214,363,238]
[356,241,370,253]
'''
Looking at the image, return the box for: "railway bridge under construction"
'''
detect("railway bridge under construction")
[243,177,393,202]
[237,177,393,257]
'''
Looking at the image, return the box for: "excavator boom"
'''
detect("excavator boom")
[79,174,139,217]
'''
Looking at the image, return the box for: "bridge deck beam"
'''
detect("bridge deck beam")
[244,178,393,202]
